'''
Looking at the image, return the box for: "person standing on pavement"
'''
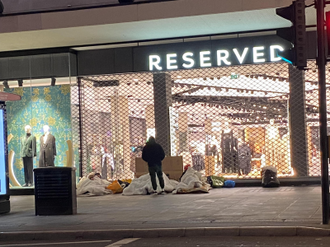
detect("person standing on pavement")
[142,136,166,194]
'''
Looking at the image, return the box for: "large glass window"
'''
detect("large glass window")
[3,54,75,189]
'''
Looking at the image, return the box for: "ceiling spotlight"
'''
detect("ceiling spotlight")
[18,79,23,87]
[51,77,56,86]
[3,80,9,89]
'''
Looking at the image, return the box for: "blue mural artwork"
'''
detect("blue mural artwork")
[5,85,75,186]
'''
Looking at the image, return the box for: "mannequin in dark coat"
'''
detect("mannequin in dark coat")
[221,129,238,173]
[238,142,252,175]
[21,125,36,186]
[142,136,165,194]
[39,125,56,167]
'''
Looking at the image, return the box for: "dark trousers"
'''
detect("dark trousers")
[23,157,33,185]
[148,163,164,191]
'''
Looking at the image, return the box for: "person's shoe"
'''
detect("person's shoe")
[22,184,28,187]
[158,190,166,195]
[148,190,157,195]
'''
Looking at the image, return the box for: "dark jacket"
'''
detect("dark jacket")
[142,138,165,166]
[39,133,56,167]
[21,134,36,158]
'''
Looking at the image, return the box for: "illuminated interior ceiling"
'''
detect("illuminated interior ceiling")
[4,63,325,125]
[172,76,320,124]
[80,64,323,125]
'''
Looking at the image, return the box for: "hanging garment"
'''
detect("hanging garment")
[179,131,188,153]
[205,144,218,156]
[265,125,280,169]
[221,130,238,173]
[192,154,205,171]
[238,143,252,175]
[204,156,215,176]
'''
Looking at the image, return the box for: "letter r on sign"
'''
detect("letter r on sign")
[149,55,163,71]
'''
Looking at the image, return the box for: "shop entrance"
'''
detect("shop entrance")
[76,61,321,181]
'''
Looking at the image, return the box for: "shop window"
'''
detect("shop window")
[4,77,76,189]
[77,61,323,180]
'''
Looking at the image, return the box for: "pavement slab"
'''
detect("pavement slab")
[0,185,329,240]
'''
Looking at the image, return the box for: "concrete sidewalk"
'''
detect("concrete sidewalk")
[1,185,329,240]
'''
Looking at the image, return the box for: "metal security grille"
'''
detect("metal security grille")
[79,73,154,180]
[306,60,330,177]
[76,61,323,180]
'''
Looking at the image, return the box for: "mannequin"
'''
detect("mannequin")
[223,122,231,134]
[237,138,252,175]
[265,119,280,169]
[39,125,57,167]
[221,122,238,173]
[280,132,292,174]
[191,141,205,171]
[21,125,36,187]
[101,144,114,179]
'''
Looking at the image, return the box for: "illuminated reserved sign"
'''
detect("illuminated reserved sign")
[149,45,284,71]
[129,35,292,72]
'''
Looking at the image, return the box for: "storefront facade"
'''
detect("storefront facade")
[0,30,323,191]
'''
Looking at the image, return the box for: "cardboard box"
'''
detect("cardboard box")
[135,156,183,181]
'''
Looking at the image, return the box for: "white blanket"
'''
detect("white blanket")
[172,167,210,194]
[122,172,178,195]
[77,176,111,196]
[123,167,209,195]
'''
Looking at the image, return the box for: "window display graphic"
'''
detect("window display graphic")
[5,85,72,186]
[39,125,56,167]
[21,125,36,186]
[0,109,7,195]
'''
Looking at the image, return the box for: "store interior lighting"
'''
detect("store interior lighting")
[18,79,23,87]
[51,77,56,86]
[2,80,8,89]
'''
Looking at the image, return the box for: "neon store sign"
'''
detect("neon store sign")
[148,45,285,71]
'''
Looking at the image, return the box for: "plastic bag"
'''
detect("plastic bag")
[118,179,131,189]
[223,180,235,188]
[107,180,124,194]
[207,175,225,188]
